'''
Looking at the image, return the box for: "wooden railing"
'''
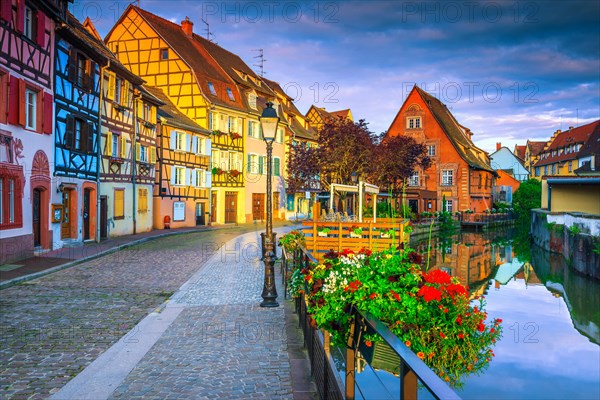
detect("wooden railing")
[283,247,462,400]
[301,220,409,261]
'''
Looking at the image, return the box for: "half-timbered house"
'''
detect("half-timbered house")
[105,6,244,224]
[0,0,66,263]
[145,86,211,229]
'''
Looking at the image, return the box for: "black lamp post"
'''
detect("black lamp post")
[259,102,279,308]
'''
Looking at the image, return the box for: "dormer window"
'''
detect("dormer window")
[160,48,169,60]
[406,117,421,129]
[208,82,217,95]
[226,88,235,101]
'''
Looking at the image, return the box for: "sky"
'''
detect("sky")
[72,0,600,153]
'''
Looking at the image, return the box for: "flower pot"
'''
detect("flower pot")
[350,232,362,238]
[380,233,391,238]
[317,231,328,237]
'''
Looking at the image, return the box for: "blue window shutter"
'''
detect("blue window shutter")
[170,130,176,150]
[205,171,212,188]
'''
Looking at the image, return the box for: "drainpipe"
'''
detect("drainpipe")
[132,89,140,235]
[547,182,552,211]
[96,60,109,243]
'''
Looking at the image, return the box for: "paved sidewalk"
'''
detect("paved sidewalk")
[49,228,317,399]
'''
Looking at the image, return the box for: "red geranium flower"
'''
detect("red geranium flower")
[417,285,442,302]
[458,333,464,339]
[423,269,452,285]
[365,340,372,347]
[477,322,485,332]
[369,293,377,299]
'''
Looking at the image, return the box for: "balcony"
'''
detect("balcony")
[211,168,244,187]
[211,131,243,151]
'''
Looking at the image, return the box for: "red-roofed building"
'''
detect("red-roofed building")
[533,120,600,178]
[513,145,526,161]
[305,106,353,131]
[387,86,497,213]
[524,140,546,179]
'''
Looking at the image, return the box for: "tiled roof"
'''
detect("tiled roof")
[577,122,600,158]
[514,145,526,161]
[60,12,143,85]
[414,87,495,174]
[534,120,599,167]
[330,109,352,119]
[144,86,208,134]
[132,7,247,112]
[527,141,546,156]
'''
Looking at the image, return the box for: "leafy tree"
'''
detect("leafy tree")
[286,141,320,194]
[512,179,542,219]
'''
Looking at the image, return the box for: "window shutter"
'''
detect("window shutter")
[149,147,156,164]
[16,0,24,33]
[122,80,130,106]
[42,92,52,134]
[191,135,198,154]
[107,72,115,100]
[247,154,251,173]
[151,105,156,123]
[135,143,141,161]
[87,61,95,92]
[184,168,190,186]
[65,115,74,149]
[205,139,212,156]
[184,133,190,152]
[8,76,19,125]
[169,130,176,150]
[18,78,25,127]
[170,166,176,186]
[190,169,197,187]
[36,11,45,47]
[274,158,280,176]
[86,122,94,153]
[67,48,77,83]
[0,0,11,22]
[258,156,264,175]
[136,98,143,119]
[120,134,127,158]
[205,170,212,188]
[105,131,112,155]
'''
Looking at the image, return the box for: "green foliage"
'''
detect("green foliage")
[592,241,600,255]
[278,230,306,252]
[513,179,542,219]
[568,225,581,235]
[300,248,502,387]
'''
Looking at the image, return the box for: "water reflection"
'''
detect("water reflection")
[345,227,600,399]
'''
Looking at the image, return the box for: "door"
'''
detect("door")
[211,192,217,223]
[83,188,91,240]
[33,189,41,247]
[408,199,419,215]
[100,196,108,239]
[252,193,265,221]
[61,189,71,239]
[225,192,237,223]
[195,203,204,226]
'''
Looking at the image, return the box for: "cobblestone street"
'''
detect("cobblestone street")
[0,224,310,399]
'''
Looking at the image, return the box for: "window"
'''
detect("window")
[207,82,217,96]
[25,89,37,130]
[114,189,124,220]
[535,167,540,176]
[428,145,436,156]
[226,88,235,101]
[109,132,119,157]
[276,128,284,143]
[442,170,453,186]
[193,136,205,154]
[0,177,20,227]
[407,117,421,129]
[208,112,214,130]
[139,145,148,162]
[161,48,169,60]
[258,155,265,175]
[77,53,88,88]
[444,200,453,213]
[248,93,257,109]
[228,116,236,133]
[138,188,148,212]
[114,77,122,104]
[247,154,258,173]
[409,171,419,186]
[65,115,93,153]
[568,161,572,172]
[551,164,556,174]
[24,6,34,40]
[174,166,186,186]
[273,157,281,176]
[193,169,206,187]
[172,130,187,151]
[544,165,548,175]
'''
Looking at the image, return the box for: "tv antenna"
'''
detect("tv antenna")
[201,18,216,43]
[252,49,266,77]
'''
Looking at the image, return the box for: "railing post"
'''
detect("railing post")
[400,360,418,400]
[345,313,358,400]
[338,222,342,252]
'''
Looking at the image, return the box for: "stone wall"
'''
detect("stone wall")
[531,209,600,279]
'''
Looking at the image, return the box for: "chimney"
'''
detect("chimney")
[181,16,193,35]
[496,142,501,151]
[569,126,574,130]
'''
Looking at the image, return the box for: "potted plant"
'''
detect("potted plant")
[379,228,395,238]
[297,248,503,387]
[211,167,224,175]
[212,129,223,136]
[278,230,306,253]
[229,169,241,178]
[349,225,362,238]
[230,132,242,140]
[317,226,330,237]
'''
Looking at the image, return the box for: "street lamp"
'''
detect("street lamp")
[259,101,280,308]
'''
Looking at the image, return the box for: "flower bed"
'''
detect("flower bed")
[290,247,502,386]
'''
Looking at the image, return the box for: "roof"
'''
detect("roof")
[514,145,526,161]
[534,120,600,167]
[329,109,352,120]
[413,86,496,174]
[59,12,143,85]
[129,7,247,112]
[144,86,208,134]
[527,141,546,157]
[575,121,600,158]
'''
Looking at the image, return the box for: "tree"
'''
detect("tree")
[285,141,320,194]
[512,178,542,219]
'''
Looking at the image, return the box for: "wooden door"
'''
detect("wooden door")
[100,196,108,239]
[61,189,71,239]
[211,192,217,223]
[225,192,237,223]
[83,189,91,240]
[33,189,41,247]
[195,203,204,226]
[252,193,265,221]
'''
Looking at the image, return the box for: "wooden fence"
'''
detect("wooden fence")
[301,220,409,261]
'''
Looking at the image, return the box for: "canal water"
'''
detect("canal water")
[339,226,600,399]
